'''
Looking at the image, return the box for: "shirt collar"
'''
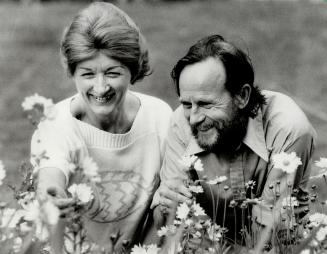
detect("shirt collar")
[185,109,269,162]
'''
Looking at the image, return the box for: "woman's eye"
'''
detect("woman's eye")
[106,72,121,78]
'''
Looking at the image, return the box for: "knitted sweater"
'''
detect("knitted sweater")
[31,91,172,251]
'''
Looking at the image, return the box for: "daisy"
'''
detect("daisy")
[192,202,206,216]
[194,159,204,171]
[22,94,57,120]
[131,244,147,254]
[146,244,161,254]
[157,225,169,237]
[316,226,327,241]
[179,155,198,169]
[206,175,227,185]
[308,213,327,227]
[188,185,204,194]
[176,202,190,220]
[272,152,302,174]
[68,183,93,204]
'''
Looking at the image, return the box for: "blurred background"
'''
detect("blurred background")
[0,0,326,188]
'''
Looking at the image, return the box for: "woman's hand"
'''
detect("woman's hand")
[157,179,192,209]
[36,167,76,218]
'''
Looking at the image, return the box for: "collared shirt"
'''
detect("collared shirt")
[158,90,316,241]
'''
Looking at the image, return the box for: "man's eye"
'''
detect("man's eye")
[81,73,94,78]
[198,102,211,108]
[182,103,192,109]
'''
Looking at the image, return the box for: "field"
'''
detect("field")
[0,0,327,196]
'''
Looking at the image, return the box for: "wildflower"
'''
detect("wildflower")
[131,244,147,254]
[272,152,302,174]
[24,200,60,240]
[316,226,327,241]
[188,185,204,194]
[0,160,6,185]
[18,191,36,209]
[185,219,193,226]
[147,244,161,254]
[245,180,256,190]
[229,200,237,208]
[207,224,223,242]
[13,237,23,253]
[194,159,204,171]
[315,157,327,169]
[81,157,100,182]
[68,183,93,204]
[282,196,299,208]
[192,202,206,216]
[176,202,190,220]
[21,93,57,119]
[308,213,327,227]
[157,225,169,237]
[193,231,202,238]
[0,208,25,228]
[206,175,227,185]
[131,244,160,254]
[194,222,203,230]
[179,155,198,169]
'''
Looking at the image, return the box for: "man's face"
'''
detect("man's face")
[179,57,247,151]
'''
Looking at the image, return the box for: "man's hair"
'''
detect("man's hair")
[171,34,266,117]
[60,2,150,84]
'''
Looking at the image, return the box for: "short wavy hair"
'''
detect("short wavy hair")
[61,2,150,84]
[171,34,266,118]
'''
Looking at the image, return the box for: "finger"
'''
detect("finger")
[160,187,192,204]
[159,196,176,209]
[53,198,76,209]
[165,180,192,198]
[59,206,76,218]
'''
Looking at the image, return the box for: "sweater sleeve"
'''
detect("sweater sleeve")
[30,115,77,185]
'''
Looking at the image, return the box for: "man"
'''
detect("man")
[153,34,316,244]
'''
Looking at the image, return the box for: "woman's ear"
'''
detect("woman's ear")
[234,84,251,109]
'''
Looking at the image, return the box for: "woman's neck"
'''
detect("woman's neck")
[71,92,140,134]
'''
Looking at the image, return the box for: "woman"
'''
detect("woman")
[31,2,172,253]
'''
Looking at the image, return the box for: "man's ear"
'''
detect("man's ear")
[234,84,251,109]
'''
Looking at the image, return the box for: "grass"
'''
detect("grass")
[0,0,326,193]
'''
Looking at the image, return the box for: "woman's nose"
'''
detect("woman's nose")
[93,75,109,94]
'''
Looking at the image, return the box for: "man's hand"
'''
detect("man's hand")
[157,179,192,209]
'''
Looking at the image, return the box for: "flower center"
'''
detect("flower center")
[283,159,290,166]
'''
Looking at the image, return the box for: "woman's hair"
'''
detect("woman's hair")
[171,34,266,118]
[61,2,150,84]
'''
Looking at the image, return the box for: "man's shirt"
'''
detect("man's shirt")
[159,90,316,239]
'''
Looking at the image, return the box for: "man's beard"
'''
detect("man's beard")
[191,109,248,153]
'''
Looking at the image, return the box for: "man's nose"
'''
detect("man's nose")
[189,106,205,126]
[94,75,109,94]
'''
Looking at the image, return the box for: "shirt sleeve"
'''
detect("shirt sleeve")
[151,109,189,208]
[252,104,317,226]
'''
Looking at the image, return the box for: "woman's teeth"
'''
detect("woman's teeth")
[93,94,113,103]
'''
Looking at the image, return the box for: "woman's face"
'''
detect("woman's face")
[73,52,132,120]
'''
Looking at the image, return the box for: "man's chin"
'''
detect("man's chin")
[195,132,220,152]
